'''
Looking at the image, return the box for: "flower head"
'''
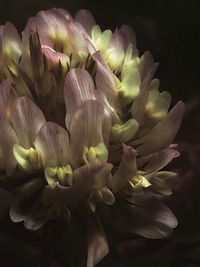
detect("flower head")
[0,8,184,266]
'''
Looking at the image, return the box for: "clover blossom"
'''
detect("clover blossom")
[0,8,184,267]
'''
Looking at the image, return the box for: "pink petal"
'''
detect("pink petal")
[132,101,185,156]
[64,68,96,126]
[0,79,13,119]
[144,148,180,173]
[87,218,109,267]
[35,122,69,168]
[92,51,121,112]
[69,100,105,167]
[0,118,18,175]
[123,193,178,239]
[10,97,46,148]
[110,144,137,193]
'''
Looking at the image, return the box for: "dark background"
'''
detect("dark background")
[0,0,200,266]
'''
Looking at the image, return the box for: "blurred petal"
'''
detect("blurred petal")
[132,101,185,156]
[110,144,137,193]
[35,122,69,168]
[10,97,46,148]
[75,9,96,34]
[119,25,136,49]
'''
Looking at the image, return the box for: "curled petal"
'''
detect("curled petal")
[110,144,137,193]
[132,101,185,156]
[87,217,109,267]
[10,97,46,148]
[10,177,44,223]
[42,45,70,67]
[111,119,139,143]
[35,122,69,168]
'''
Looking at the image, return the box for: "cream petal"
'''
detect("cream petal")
[2,21,22,64]
[10,97,46,148]
[140,51,158,81]
[75,9,96,34]
[130,80,149,125]
[66,19,89,59]
[64,68,96,126]
[35,122,69,168]
[106,29,125,70]
[110,144,137,193]
[69,100,105,167]
[132,101,185,156]
[0,118,18,175]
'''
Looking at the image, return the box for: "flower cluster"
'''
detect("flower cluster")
[0,8,184,266]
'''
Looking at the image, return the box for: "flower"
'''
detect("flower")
[0,8,185,267]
